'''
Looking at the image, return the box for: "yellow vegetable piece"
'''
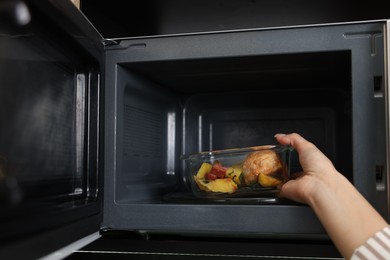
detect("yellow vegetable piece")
[258,172,282,188]
[210,178,238,193]
[194,176,238,193]
[194,176,211,192]
[225,164,243,185]
[195,162,212,179]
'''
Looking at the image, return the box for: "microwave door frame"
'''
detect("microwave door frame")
[386,19,390,221]
[0,0,105,259]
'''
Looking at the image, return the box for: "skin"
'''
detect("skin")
[274,133,389,259]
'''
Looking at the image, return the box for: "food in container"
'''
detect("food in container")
[181,145,292,198]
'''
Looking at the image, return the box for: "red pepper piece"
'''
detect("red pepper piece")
[205,172,217,180]
[209,162,227,179]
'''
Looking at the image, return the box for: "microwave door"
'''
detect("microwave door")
[0,0,104,259]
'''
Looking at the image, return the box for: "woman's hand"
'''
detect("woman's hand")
[274,133,388,259]
[275,133,338,205]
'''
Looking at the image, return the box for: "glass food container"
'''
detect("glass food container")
[181,145,293,199]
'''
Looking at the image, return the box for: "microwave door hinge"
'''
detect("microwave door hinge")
[103,39,119,46]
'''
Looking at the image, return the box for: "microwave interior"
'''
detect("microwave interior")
[103,22,387,238]
[116,51,353,199]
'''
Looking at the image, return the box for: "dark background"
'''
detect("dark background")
[79,0,390,38]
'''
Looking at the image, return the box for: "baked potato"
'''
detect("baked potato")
[242,150,286,187]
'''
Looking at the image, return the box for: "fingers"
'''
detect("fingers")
[274,133,289,145]
[290,171,304,179]
[277,179,306,204]
[274,133,315,154]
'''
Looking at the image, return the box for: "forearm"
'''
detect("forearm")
[275,133,389,258]
[308,170,388,259]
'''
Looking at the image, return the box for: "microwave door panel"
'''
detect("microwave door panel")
[0,0,104,259]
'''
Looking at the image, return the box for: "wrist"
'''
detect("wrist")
[305,169,343,209]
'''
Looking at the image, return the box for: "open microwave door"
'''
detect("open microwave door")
[0,0,104,259]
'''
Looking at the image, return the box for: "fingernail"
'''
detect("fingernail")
[274,133,286,138]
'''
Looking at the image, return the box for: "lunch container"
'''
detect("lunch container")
[181,145,292,199]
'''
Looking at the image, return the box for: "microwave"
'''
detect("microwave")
[1,0,389,259]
